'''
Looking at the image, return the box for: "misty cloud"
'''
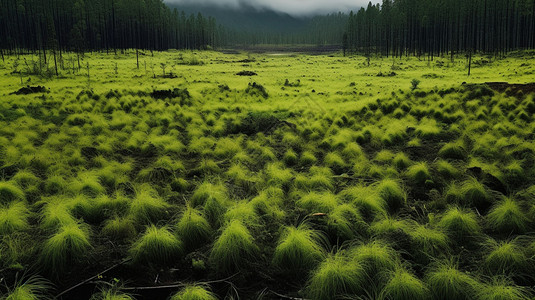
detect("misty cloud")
[164,0,377,16]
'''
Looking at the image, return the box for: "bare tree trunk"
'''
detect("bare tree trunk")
[468,49,472,76]
[53,49,58,76]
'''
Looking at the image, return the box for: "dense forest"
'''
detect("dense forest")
[345,0,535,58]
[2,0,535,58]
[0,0,224,56]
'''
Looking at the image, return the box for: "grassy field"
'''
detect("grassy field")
[0,50,535,299]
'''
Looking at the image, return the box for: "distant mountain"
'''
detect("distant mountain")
[167,4,308,34]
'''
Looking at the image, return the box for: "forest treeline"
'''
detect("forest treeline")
[1,0,534,58]
[345,0,535,58]
[0,0,224,56]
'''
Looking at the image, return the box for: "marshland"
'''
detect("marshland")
[1,0,535,299]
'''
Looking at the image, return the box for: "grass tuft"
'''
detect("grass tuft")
[375,179,406,212]
[306,252,366,300]
[0,201,30,235]
[177,206,212,251]
[101,216,137,240]
[40,223,92,274]
[425,260,479,300]
[129,225,183,265]
[486,196,528,234]
[460,177,491,210]
[4,275,52,300]
[380,268,429,300]
[406,162,432,184]
[129,186,170,224]
[476,276,531,300]
[209,220,258,274]
[169,284,217,300]
[0,181,25,204]
[349,240,399,278]
[272,225,325,273]
[438,206,481,238]
[296,191,338,213]
[483,238,527,275]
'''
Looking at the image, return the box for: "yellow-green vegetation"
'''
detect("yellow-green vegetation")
[169,285,217,300]
[1,50,535,298]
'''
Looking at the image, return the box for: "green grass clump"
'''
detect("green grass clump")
[309,166,335,191]
[129,225,183,265]
[306,252,366,300]
[406,162,432,184]
[101,216,137,240]
[436,160,460,178]
[223,201,260,227]
[70,173,106,197]
[483,239,527,275]
[249,187,285,220]
[0,201,30,235]
[12,170,41,196]
[190,182,227,207]
[349,241,399,278]
[326,203,366,240]
[370,216,411,237]
[296,191,338,213]
[341,142,365,161]
[177,207,212,250]
[44,175,67,195]
[213,137,242,158]
[264,163,294,189]
[40,198,78,230]
[416,118,442,140]
[0,181,25,204]
[40,223,92,273]
[209,220,258,274]
[169,284,217,300]
[283,149,298,166]
[339,186,387,218]
[380,267,429,300]
[90,287,134,300]
[438,141,466,160]
[375,150,395,163]
[460,177,491,210]
[476,277,531,300]
[425,260,479,300]
[438,206,481,238]
[129,187,170,224]
[272,225,325,272]
[324,152,346,173]
[409,224,449,256]
[375,179,406,212]
[300,150,318,165]
[393,152,412,170]
[486,197,528,234]
[4,275,52,300]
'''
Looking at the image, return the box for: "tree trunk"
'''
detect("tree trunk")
[53,49,58,76]
[136,48,139,69]
[468,50,472,76]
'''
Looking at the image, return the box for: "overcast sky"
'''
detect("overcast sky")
[164,0,379,16]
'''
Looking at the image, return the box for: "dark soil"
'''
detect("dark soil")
[485,82,535,96]
[11,85,49,95]
[236,71,257,76]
